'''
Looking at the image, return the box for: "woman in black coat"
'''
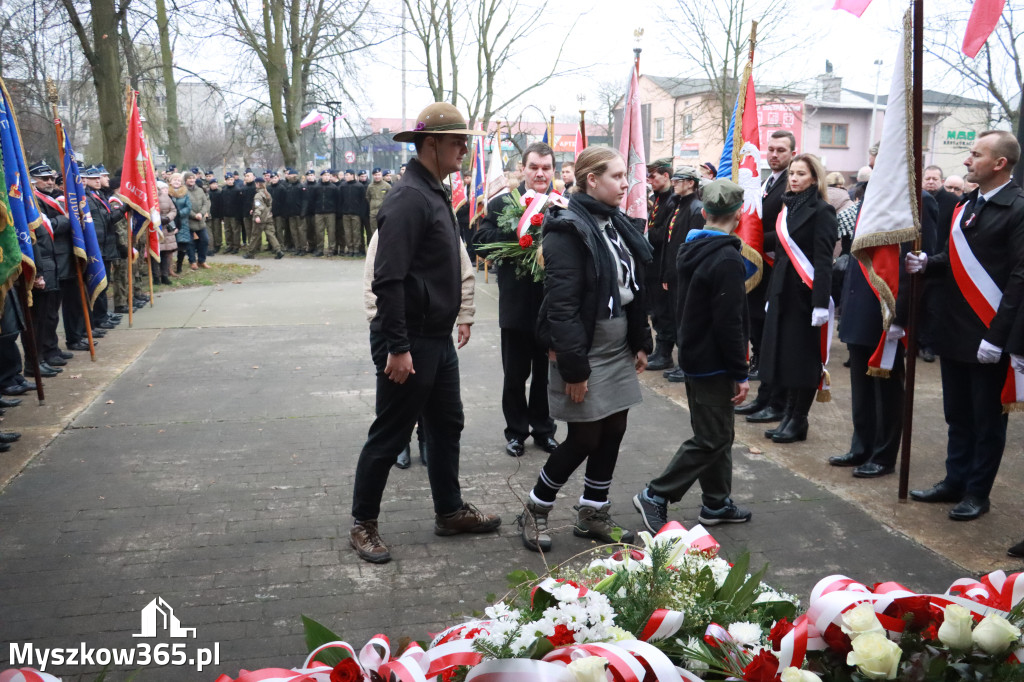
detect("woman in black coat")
[519,146,653,552]
[760,154,838,443]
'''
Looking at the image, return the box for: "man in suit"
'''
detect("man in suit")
[475,142,559,458]
[906,130,1024,521]
[919,165,960,362]
[735,129,793,423]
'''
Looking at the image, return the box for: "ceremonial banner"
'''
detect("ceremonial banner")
[485,122,507,201]
[850,12,918,378]
[574,124,585,161]
[57,121,107,305]
[618,66,647,221]
[0,78,41,280]
[118,90,161,261]
[724,70,767,292]
[451,171,466,211]
[468,132,486,223]
[0,146,23,312]
[962,0,1006,58]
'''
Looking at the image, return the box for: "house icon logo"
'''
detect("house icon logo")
[133,597,197,638]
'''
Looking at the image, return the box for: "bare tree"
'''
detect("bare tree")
[401,0,577,130]
[221,0,376,167]
[926,4,1020,130]
[664,0,801,145]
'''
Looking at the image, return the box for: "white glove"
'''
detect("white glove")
[811,307,829,327]
[886,325,906,341]
[977,339,1003,364]
[1012,354,1024,373]
[764,301,769,313]
[905,251,928,274]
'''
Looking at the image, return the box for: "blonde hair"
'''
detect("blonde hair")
[169,172,184,185]
[790,154,828,200]
[572,146,624,195]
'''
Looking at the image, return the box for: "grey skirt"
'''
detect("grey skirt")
[548,316,643,422]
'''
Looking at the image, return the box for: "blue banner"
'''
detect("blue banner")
[58,123,107,305]
[716,98,739,182]
[0,79,39,273]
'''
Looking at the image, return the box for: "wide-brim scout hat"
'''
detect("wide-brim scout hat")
[393,102,485,142]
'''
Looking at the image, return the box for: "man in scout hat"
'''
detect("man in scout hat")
[634,180,752,532]
[350,102,500,564]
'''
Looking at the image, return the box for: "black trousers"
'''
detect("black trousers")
[32,289,63,360]
[939,356,1009,499]
[747,274,785,410]
[60,277,87,345]
[847,343,904,467]
[351,332,465,521]
[648,374,736,507]
[649,281,676,350]
[91,260,111,325]
[499,328,555,442]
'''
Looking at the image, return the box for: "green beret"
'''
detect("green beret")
[646,157,673,172]
[702,180,744,216]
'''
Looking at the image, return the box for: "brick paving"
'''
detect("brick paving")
[0,256,1019,680]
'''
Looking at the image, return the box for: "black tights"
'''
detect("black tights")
[532,410,629,505]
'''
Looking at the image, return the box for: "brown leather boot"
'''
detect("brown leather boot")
[350,520,391,564]
[434,502,501,536]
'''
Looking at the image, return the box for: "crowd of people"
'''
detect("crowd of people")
[350,100,1024,565]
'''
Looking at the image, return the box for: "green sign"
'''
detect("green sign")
[943,130,976,146]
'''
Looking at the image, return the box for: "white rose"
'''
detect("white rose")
[936,604,974,650]
[728,621,764,647]
[841,603,885,639]
[846,632,902,680]
[780,666,823,682]
[972,614,1022,655]
[566,656,609,682]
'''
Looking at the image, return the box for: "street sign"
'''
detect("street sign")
[344,150,356,163]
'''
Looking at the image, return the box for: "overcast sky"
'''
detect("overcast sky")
[345,0,984,128]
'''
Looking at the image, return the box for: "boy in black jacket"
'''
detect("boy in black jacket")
[634,179,752,531]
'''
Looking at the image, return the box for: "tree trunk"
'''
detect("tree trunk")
[89,0,126,171]
[154,0,181,165]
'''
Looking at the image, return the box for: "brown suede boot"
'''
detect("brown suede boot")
[350,520,391,564]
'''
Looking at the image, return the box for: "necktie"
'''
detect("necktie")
[974,195,986,215]
[604,225,637,291]
[765,175,776,194]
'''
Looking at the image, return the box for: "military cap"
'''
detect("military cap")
[81,165,103,178]
[305,169,316,176]
[190,167,200,174]
[320,169,331,176]
[647,157,673,172]
[701,161,718,178]
[372,167,382,174]
[97,164,109,175]
[268,171,278,178]
[358,170,368,176]
[671,166,701,182]
[29,162,56,177]
[254,176,266,184]
[701,179,744,216]
[285,167,297,175]
[244,167,253,174]
[167,164,177,172]
[225,173,234,181]
[383,169,393,175]
[263,169,272,175]
[345,169,354,175]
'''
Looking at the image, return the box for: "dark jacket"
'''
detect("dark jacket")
[269,181,288,217]
[278,177,304,218]
[675,229,749,381]
[840,191,938,347]
[370,157,463,354]
[761,170,788,239]
[924,183,1024,362]
[760,189,838,388]
[536,202,654,384]
[474,188,546,332]
[646,189,674,247]
[661,192,704,284]
[238,181,257,219]
[929,187,960,253]
[222,182,240,219]
[87,189,126,261]
[338,180,363,215]
[33,223,59,292]
[310,180,339,215]
[208,187,224,219]
[35,189,73,280]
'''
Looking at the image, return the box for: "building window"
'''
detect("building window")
[683,114,693,137]
[922,124,932,151]
[654,118,665,141]
[820,123,849,148]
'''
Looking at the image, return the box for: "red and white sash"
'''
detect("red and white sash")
[776,207,835,397]
[32,189,61,240]
[948,202,1024,411]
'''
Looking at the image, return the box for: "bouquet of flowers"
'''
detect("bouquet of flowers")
[473,189,567,283]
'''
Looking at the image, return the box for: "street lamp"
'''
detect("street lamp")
[324,100,344,170]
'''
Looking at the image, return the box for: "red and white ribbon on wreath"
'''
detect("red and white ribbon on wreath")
[0,670,62,682]
[464,658,574,682]
[639,608,686,642]
[649,520,721,556]
[214,668,329,682]
[517,192,548,238]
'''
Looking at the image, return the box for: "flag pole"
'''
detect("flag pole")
[733,22,758,180]
[579,109,587,150]
[126,207,134,327]
[898,0,925,501]
[47,80,96,362]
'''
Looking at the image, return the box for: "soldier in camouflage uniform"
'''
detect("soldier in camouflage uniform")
[244,177,284,259]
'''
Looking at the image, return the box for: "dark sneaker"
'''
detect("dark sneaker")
[1008,538,1024,559]
[517,499,552,552]
[574,503,635,544]
[698,499,752,525]
[633,491,668,533]
[350,520,391,564]
[434,502,501,536]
